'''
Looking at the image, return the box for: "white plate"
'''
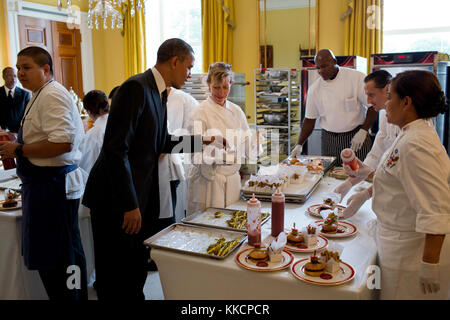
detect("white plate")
[284,234,328,253]
[290,258,355,286]
[235,248,294,272]
[315,220,357,238]
[0,199,22,211]
[307,204,346,218]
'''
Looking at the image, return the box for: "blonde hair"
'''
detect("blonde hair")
[207,62,233,84]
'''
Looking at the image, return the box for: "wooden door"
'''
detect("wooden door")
[51,21,84,98]
[18,15,54,60]
[17,16,84,98]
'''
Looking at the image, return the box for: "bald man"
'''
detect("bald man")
[291,49,377,165]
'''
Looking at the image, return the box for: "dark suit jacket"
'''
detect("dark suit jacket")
[82,69,200,236]
[0,86,30,133]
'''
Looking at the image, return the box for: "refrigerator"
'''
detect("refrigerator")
[300,56,368,155]
[371,51,450,154]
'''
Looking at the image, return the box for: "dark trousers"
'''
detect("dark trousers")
[170,180,180,217]
[37,199,88,300]
[90,208,150,300]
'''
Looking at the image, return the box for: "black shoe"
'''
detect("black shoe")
[147,260,158,271]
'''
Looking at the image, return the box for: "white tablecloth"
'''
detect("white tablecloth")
[151,176,379,300]
[0,169,95,300]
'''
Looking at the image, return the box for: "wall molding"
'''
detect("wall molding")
[6,0,95,94]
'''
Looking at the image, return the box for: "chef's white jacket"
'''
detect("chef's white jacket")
[186,97,251,213]
[79,113,108,173]
[372,118,450,299]
[22,80,86,199]
[158,88,199,219]
[305,67,368,133]
[363,110,401,169]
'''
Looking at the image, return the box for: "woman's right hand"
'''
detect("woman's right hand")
[344,157,374,180]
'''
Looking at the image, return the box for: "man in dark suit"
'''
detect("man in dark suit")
[0,67,30,133]
[82,38,226,300]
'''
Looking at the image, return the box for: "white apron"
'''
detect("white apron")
[372,119,450,300]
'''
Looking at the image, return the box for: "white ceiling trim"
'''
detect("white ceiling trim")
[259,0,316,11]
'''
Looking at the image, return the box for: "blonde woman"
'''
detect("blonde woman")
[187,62,253,213]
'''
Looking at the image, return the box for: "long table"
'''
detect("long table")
[151,176,379,300]
[0,169,95,300]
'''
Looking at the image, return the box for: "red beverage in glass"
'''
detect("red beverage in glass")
[0,133,16,170]
[271,188,285,237]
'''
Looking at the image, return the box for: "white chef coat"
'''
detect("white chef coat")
[372,118,450,299]
[78,114,108,173]
[158,88,199,219]
[363,109,401,169]
[186,97,250,214]
[305,67,368,133]
[21,80,86,199]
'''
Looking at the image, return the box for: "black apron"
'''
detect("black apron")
[16,124,78,269]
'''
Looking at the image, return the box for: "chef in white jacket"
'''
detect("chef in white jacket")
[78,90,109,173]
[334,70,401,204]
[342,70,450,299]
[187,62,256,213]
[158,87,198,219]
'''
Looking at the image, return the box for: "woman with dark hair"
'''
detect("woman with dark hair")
[79,90,109,173]
[341,70,450,299]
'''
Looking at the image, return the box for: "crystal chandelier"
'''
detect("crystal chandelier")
[58,0,146,30]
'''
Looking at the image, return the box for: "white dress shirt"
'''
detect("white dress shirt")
[363,110,401,169]
[305,67,368,132]
[79,114,108,173]
[4,86,15,98]
[22,80,86,199]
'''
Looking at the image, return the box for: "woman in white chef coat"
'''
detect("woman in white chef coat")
[343,70,450,299]
[78,90,109,173]
[187,62,254,213]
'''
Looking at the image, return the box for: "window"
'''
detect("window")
[383,0,450,54]
[145,0,202,73]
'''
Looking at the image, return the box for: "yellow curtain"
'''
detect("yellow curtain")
[122,1,147,78]
[0,0,12,69]
[201,0,235,72]
[342,0,383,73]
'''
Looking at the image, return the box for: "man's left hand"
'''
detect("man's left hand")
[0,141,19,159]
[419,261,440,295]
[350,129,368,152]
[202,135,230,150]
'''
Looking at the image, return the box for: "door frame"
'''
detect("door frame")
[6,0,95,95]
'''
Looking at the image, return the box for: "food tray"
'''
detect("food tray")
[241,172,323,203]
[182,207,270,233]
[144,223,246,260]
[286,155,337,174]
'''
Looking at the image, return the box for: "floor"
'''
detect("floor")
[87,271,165,300]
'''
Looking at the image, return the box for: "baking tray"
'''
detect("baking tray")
[182,207,270,233]
[143,223,246,260]
[241,173,323,203]
[286,155,337,174]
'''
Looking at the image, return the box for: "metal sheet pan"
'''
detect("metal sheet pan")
[286,155,337,174]
[241,173,322,203]
[182,207,270,233]
[143,223,246,260]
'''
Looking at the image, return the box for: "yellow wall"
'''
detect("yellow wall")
[233,0,259,123]
[261,7,316,69]
[317,0,345,55]
[92,28,125,95]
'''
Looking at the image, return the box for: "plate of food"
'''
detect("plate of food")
[315,218,357,238]
[0,190,22,210]
[284,224,328,253]
[235,246,294,272]
[306,204,346,218]
[290,255,355,286]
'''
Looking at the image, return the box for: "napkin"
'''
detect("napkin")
[268,232,286,262]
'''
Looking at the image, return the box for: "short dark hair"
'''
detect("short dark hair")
[109,86,120,99]
[156,38,194,64]
[17,46,53,75]
[365,70,392,88]
[2,67,14,77]
[83,90,109,116]
[391,70,448,119]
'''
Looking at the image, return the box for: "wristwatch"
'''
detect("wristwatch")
[14,144,24,158]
